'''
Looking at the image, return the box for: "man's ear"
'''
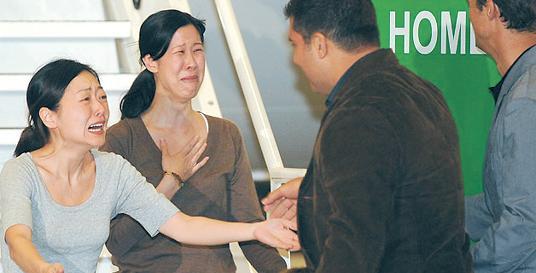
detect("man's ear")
[486,0,501,20]
[142,54,158,73]
[39,107,57,129]
[311,32,328,59]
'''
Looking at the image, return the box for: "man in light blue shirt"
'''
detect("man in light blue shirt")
[465,0,536,272]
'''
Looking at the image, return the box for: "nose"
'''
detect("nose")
[94,99,108,118]
[185,51,198,70]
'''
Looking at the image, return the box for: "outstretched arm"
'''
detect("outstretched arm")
[5,225,64,273]
[112,150,299,252]
[0,160,64,273]
[159,211,300,250]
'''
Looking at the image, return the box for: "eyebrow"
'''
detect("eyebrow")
[171,44,186,49]
[76,86,103,93]
[76,87,91,93]
[170,42,204,49]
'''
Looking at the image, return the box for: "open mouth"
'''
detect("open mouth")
[88,122,105,133]
[181,75,198,81]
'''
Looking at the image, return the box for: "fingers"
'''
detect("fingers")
[281,205,297,226]
[167,135,208,180]
[159,139,169,156]
[46,263,64,273]
[281,218,298,231]
[263,198,283,215]
[191,156,209,174]
[187,141,207,162]
[180,134,200,154]
[262,177,302,206]
[262,187,287,207]
[272,227,298,250]
[289,239,302,251]
[259,219,299,249]
[265,198,295,219]
[278,224,300,250]
[54,264,65,273]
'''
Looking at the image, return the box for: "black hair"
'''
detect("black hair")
[284,0,379,51]
[476,0,536,31]
[120,9,206,119]
[14,59,99,156]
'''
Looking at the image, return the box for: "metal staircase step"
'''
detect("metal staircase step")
[0,129,23,146]
[0,21,131,38]
[0,73,137,92]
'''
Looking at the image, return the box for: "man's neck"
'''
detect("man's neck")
[489,31,536,75]
[326,44,379,92]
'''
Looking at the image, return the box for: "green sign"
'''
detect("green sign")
[373,0,499,195]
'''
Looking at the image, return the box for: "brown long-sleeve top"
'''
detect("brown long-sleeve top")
[101,115,286,273]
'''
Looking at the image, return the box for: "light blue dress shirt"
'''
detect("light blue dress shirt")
[466,45,536,273]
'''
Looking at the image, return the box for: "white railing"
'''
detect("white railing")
[213,0,306,267]
[213,0,306,188]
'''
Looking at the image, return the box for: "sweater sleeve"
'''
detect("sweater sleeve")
[102,126,170,258]
[226,123,287,273]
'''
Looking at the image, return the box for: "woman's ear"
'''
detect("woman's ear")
[39,107,57,129]
[142,54,158,73]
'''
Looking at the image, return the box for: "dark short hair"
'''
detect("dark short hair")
[476,0,536,31]
[120,9,206,119]
[14,59,99,156]
[284,0,379,51]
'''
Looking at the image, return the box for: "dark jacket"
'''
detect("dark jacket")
[291,49,472,273]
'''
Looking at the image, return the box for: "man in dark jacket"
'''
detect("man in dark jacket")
[262,0,472,272]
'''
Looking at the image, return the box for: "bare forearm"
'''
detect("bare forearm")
[7,235,48,273]
[155,175,180,199]
[159,212,256,245]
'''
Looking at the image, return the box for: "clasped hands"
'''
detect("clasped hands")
[261,177,302,250]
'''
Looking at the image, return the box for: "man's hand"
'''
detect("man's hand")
[262,177,302,224]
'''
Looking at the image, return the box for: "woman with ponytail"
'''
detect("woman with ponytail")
[0,59,298,273]
[101,9,287,273]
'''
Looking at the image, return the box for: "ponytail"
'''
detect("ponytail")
[120,69,156,119]
[14,124,47,157]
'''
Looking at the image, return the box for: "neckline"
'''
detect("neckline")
[25,149,100,211]
[199,112,209,133]
[137,112,211,157]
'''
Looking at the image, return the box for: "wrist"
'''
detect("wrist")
[251,221,262,241]
[38,262,51,273]
[163,170,184,188]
